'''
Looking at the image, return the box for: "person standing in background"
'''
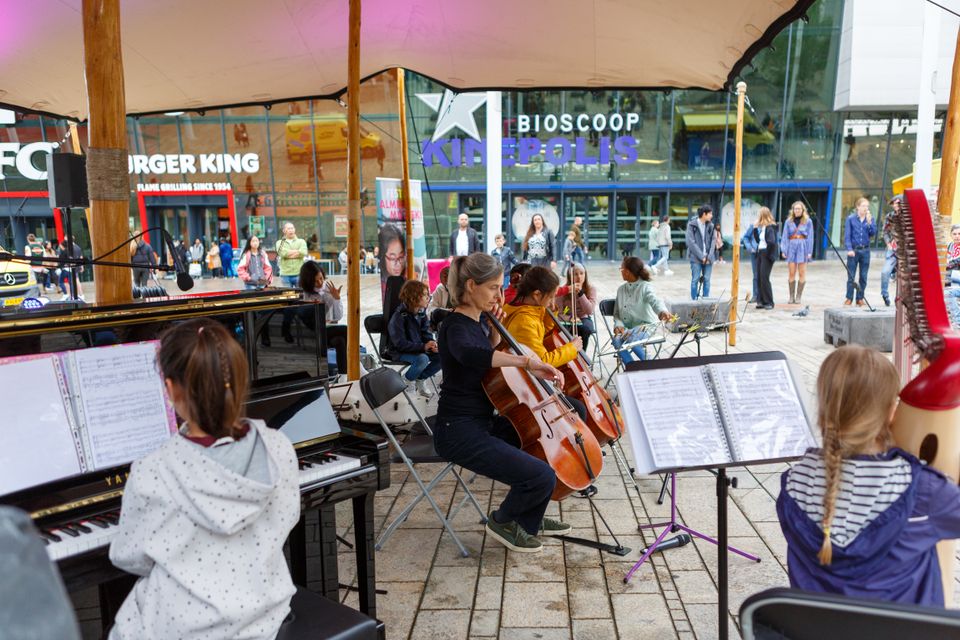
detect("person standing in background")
[218,237,234,278]
[652,215,673,275]
[753,207,779,310]
[522,213,556,270]
[742,219,760,303]
[490,233,518,287]
[276,221,307,287]
[449,212,480,257]
[130,237,157,288]
[24,233,46,289]
[647,219,661,269]
[685,205,716,299]
[844,197,877,306]
[879,196,901,307]
[780,201,815,304]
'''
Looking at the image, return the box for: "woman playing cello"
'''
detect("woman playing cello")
[435,253,572,553]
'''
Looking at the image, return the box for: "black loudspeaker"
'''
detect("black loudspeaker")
[47,153,88,209]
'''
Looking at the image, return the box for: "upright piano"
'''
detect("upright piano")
[0,290,389,633]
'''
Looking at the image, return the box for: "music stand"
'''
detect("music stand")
[617,351,816,640]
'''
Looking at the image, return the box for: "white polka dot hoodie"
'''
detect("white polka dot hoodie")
[108,419,300,640]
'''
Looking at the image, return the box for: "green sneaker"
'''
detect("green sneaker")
[540,516,572,535]
[485,515,543,553]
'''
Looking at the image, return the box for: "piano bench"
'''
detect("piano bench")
[277,587,378,640]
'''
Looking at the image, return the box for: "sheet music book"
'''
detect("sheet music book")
[616,355,816,474]
[0,341,177,496]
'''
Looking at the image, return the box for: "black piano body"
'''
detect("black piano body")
[0,290,389,635]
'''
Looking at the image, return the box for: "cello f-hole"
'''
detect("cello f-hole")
[539,410,555,439]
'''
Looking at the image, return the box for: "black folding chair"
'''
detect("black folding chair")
[595,298,666,388]
[740,587,960,639]
[359,367,486,557]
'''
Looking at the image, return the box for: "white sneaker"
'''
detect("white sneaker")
[415,379,434,399]
[664,269,674,276]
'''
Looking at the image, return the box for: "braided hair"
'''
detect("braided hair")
[158,318,249,439]
[814,346,899,565]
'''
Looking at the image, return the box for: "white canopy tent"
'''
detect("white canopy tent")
[3,0,814,120]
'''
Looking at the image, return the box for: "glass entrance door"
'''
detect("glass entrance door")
[614,193,664,260]
[564,194,610,260]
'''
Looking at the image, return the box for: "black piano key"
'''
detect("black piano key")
[58,525,80,537]
[103,512,120,524]
[40,530,61,542]
[87,518,110,529]
[73,522,92,534]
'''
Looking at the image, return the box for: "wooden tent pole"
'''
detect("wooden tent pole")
[346,0,362,380]
[728,82,746,346]
[82,0,131,305]
[396,68,415,278]
[939,29,960,236]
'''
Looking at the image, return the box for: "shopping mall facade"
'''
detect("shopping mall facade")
[0,0,942,266]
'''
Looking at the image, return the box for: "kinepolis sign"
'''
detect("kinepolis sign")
[415,90,641,168]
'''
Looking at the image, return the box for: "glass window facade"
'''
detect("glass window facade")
[0,0,944,263]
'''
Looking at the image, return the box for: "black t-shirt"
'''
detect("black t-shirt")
[437,312,495,419]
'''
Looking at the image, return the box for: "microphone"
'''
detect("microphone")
[639,533,692,556]
[158,229,194,291]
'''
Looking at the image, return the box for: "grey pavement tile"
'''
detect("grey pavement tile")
[470,609,500,637]
[684,604,742,640]
[499,629,572,640]
[611,593,674,638]
[571,618,618,640]
[410,609,472,640]
[375,527,441,582]
[501,582,570,628]
[603,562,661,595]
[421,565,480,609]
[373,581,423,640]
[567,567,612,619]
[505,543,567,583]
[474,575,504,610]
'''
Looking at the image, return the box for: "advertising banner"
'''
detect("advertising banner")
[375,177,426,285]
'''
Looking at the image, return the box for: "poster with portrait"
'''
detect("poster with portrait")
[511,196,561,240]
[375,177,427,286]
[720,198,762,242]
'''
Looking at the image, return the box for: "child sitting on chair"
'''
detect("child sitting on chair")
[777,345,960,606]
[388,279,442,398]
[613,256,671,363]
[503,262,533,305]
[109,319,300,639]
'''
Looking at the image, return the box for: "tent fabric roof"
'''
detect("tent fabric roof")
[2,0,815,121]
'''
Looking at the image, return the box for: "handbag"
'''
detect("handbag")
[188,262,202,278]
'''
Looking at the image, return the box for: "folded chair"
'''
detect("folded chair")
[359,367,487,557]
[595,298,666,388]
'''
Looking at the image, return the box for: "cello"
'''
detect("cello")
[481,311,604,501]
[544,306,624,448]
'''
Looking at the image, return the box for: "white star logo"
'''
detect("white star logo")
[415,90,487,142]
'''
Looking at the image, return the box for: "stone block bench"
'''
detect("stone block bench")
[823,307,895,351]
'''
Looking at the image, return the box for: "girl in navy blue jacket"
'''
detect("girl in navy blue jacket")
[387,279,441,398]
[777,345,960,606]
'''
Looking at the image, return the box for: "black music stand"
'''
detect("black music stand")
[618,351,815,640]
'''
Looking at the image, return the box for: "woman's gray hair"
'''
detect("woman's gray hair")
[447,253,503,307]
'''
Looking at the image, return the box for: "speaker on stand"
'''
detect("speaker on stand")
[46,153,88,300]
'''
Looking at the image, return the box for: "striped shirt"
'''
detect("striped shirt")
[785,450,912,548]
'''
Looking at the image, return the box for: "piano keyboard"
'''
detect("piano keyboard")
[44,453,362,562]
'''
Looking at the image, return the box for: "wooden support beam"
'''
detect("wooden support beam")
[82,0,132,305]
[728,82,746,346]
[346,0,362,380]
[396,68,415,278]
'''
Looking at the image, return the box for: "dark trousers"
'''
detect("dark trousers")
[846,249,870,302]
[133,267,150,288]
[433,414,555,535]
[757,253,775,306]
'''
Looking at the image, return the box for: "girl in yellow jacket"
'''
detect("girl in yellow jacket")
[502,266,587,420]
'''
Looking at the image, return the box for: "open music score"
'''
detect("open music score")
[0,341,178,497]
[616,356,817,474]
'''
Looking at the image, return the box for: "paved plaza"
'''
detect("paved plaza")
[70,255,960,639]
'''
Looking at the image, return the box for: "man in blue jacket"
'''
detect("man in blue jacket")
[685,205,717,299]
[844,197,877,306]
